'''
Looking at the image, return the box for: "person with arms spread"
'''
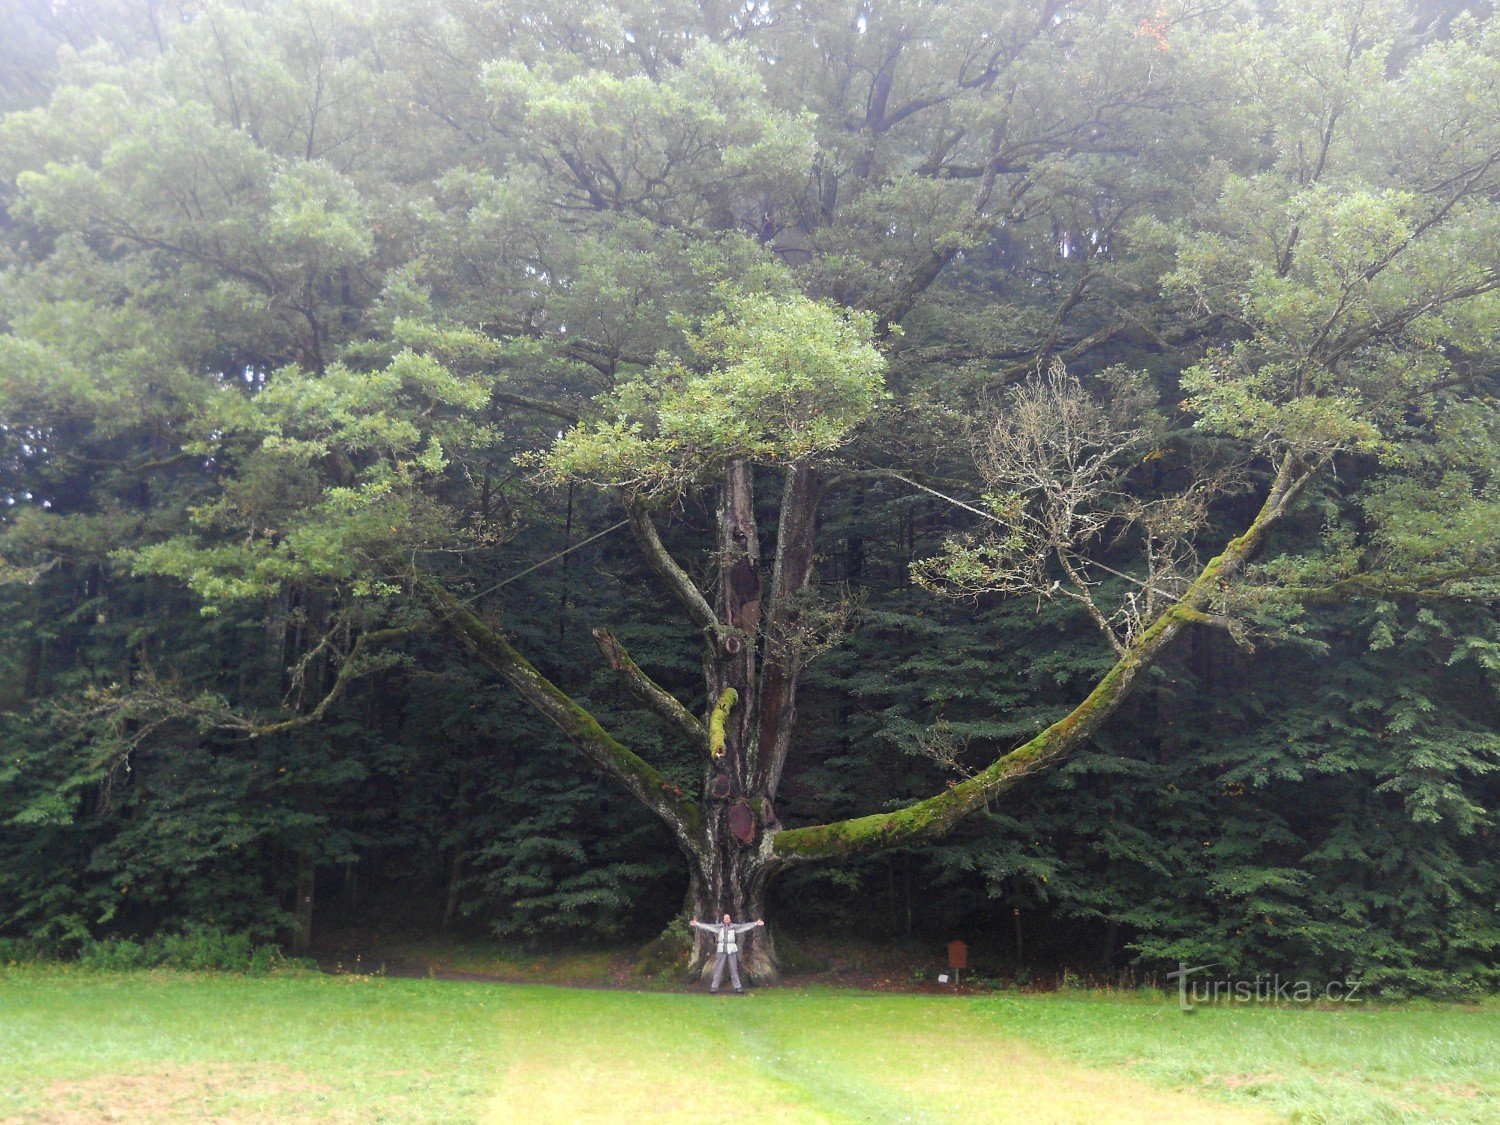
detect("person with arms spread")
[690,913,764,994]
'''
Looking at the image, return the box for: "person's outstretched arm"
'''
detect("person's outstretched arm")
[732,921,762,933]
[688,920,710,931]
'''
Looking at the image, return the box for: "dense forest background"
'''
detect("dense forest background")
[1,0,1495,997]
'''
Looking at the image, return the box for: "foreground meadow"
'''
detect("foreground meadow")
[0,970,1493,1122]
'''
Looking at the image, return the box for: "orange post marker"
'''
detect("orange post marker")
[947,940,968,985]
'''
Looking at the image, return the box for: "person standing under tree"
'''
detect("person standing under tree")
[690,914,764,994]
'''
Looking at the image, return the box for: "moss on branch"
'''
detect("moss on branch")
[424,582,703,844]
[592,627,708,752]
[708,688,738,759]
[773,651,1145,859]
[773,456,1316,862]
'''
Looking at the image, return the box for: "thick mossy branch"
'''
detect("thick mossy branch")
[424,582,703,847]
[772,633,1153,859]
[773,457,1313,861]
[592,627,707,753]
[708,687,738,759]
[1268,567,1500,604]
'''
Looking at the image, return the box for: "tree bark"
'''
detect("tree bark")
[684,844,779,984]
[756,462,820,795]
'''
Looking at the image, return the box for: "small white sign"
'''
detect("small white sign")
[937,974,949,984]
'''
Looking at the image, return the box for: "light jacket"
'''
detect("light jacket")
[691,919,758,954]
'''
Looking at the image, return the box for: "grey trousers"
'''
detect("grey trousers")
[710,951,743,992]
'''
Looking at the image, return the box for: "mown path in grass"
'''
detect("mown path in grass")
[0,971,1493,1122]
[481,986,1260,1123]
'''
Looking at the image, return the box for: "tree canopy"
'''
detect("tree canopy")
[1,0,1495,992]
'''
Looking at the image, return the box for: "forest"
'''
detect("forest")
[1,0,1495,997]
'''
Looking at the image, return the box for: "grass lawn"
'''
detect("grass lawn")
[0,969,1493,1123]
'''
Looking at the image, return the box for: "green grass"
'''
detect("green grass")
[0,969,1493,1123]
[979,990,1497,1123]
[320,933,629,985]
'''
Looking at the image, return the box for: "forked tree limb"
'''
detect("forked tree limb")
[423,581,705,853]
[772,455,1314,862]
[591,626,708,753]
[251,626,416,737]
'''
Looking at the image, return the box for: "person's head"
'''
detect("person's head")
[722,913,732,925]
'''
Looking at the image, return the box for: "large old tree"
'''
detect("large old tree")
[2,0,1495,978]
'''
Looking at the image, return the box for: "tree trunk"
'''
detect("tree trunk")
[684,848,778,984]
[1099,918,1120,972]
[672,458,782,983]
[441,849,463,933]
[292,853,315,956]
